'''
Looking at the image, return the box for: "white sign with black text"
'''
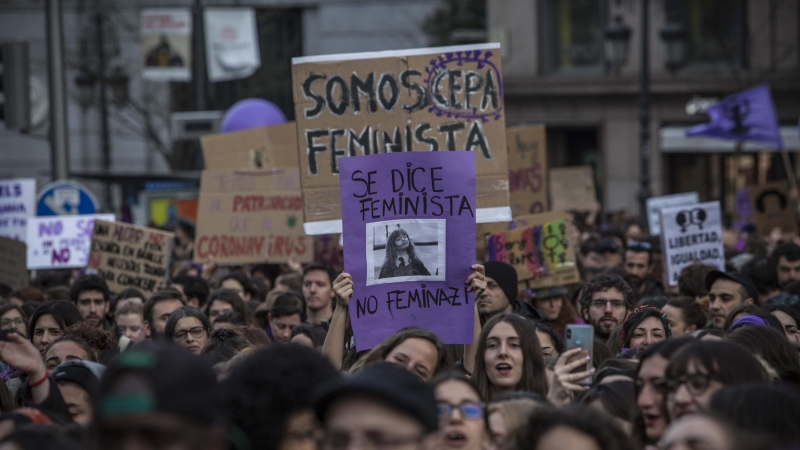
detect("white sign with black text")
[659,201,725,286]
[646,192,700,236]
[0,178,36,242]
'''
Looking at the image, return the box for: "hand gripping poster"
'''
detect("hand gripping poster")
[340,152,476,350]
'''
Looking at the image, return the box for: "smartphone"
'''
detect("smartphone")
[565,324,594,386]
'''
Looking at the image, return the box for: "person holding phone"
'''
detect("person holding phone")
[470,314,548,402]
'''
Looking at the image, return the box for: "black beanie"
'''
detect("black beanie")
[484,261,518,303]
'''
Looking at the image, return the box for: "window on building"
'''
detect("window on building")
[665,0,744,67]
[541,0,607,73]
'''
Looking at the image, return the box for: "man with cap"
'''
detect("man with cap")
[706,270,758,330]
[479,261,547,324]
[93,344,228,449]
[314,362,438,450]
[596,238,623,269]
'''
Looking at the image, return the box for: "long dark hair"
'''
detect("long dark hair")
[360,327,447,377]
[27,301,82,340]
[620,307,672,349]
[380,228,419,274]
[666,340,767,385]
[164,306,212,341]
[473,314,548,401]
[727,326,800,387]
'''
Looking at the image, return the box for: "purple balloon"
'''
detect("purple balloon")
[220,98,287,132]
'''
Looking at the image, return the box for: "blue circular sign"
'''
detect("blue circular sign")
[36,180,99,216]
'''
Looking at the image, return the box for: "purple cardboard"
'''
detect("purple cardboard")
[340,151,477,350]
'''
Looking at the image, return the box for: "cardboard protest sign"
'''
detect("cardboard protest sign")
[195,169,311,264]
[340,152,476,349]
[485,212,577,282]
[26,214,115,269]
[0,237,28,289]
[292,43,510,235]
[507,125,548,216]
[87,221,173,294]
[646,192,699,235]
[200,122,299,170]
[314,234,344,273]
[141,9,192,81]
[748,182,798,237]
[549,166,599,212]
[0,178,35,242]
[659,201,725,286]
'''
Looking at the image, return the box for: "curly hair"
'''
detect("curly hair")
[620,306,672,349]
[63,322,118,363]
[69,274,110,303]
[202,327,251,366]
[224,344,339,450]
[514,404,636,450]
[579,274,635,316]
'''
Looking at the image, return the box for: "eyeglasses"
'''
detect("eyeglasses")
[628,241,652,250]
[437,401,484,421]
[0,318,25,328]
[173,326,207,341]
[590,299,626,309]
[321,431,426,450]
[658,373,719,397]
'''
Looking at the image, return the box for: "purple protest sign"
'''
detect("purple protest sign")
[340,151,477,350]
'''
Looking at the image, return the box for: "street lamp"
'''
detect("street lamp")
[660,22,687,72]
[604,16,631,73]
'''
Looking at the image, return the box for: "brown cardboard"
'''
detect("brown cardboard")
[87,221,174,294]
[200,122,299,170]
[195,169,312,264]
[506,124,548,216]
[314,234,343,273]
[292,44,510,229]
[549,166,599,212]
[748,181,798,236]
[485,212,577,282]
[0,237,27,289]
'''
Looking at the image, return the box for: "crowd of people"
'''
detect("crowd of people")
[0,213,798,450]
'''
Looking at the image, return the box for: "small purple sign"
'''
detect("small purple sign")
[340,151,477,350]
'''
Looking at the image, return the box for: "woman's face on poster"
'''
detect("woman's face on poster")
[394,232,410,250]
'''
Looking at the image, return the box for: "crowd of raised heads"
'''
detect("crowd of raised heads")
[0,215,800,450]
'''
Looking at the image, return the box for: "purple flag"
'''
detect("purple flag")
[686,83,783,149]
[340,151,476,350]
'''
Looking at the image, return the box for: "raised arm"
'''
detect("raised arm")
[463,264,485,375]
[321,272,354,370]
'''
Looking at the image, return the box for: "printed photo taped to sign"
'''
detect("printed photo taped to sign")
[340,151,477,349]
[292,43,510,229]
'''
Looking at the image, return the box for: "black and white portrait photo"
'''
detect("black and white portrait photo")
[365,219,446,286]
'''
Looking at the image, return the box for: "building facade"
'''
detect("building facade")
[490,0,800,218]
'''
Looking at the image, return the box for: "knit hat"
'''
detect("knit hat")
[484,261,518,303]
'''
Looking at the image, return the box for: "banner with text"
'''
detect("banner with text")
[747,182,798,237]
[26,214,115,269]
[87,221,173,294]
[293,43,510,234]
[660,201,725,286]
[340,152,476,349]
[646,192,700,236]
[507,125,548,216]
[486,212,577,282]
[0,237,27,289]
[195,169,311,264]
[0,178,35,242]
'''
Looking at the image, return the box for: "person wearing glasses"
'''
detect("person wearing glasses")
[0,304,27,338]
[579,275,635,341]
[314,362,438,450]
[430,372,488,450]
[165,306,211,355]
[661,340,767,422]
[623,241,665,300]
